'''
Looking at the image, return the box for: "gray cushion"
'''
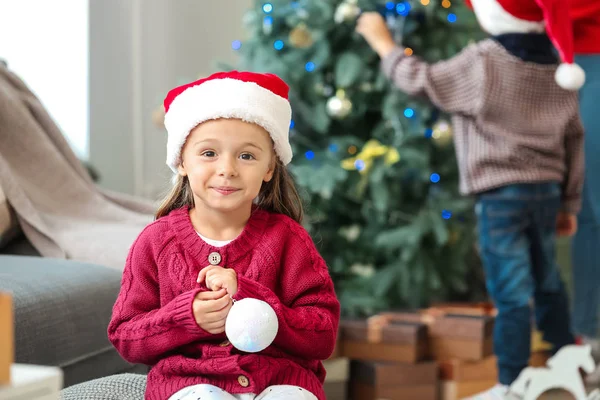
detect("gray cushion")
[60,373,146,400]
[0,255,143,387]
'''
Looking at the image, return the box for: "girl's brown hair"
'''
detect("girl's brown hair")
[155,158,304,224]
[155,174,195,220]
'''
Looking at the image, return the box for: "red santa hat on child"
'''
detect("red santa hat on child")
[163,71,293,173]
[465,0,586,91]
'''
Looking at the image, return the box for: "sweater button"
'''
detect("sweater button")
[208,252,221,265]
[219,340,230,347]
[237,375,249,387]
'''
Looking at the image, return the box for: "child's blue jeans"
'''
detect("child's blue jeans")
[476,183,575,385]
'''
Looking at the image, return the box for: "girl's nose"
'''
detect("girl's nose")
[218,156,238,177]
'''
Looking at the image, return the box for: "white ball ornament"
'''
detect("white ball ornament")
[326,89,353,119]
[225,298,279,353]
[334,1,361,24]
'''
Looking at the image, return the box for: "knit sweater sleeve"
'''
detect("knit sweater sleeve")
[562,113,585,214]
[232,227,340,360]
[380,43,485,115]
[107,226,213,365]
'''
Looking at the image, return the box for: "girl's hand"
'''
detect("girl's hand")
[356,12,397,58]
[556,212,578,237]
[192,289,232,334]
[197,265,238,296]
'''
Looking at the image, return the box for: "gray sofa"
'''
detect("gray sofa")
[0,236,147,389]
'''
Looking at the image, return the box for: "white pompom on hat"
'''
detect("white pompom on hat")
[465,0,586,91]
[163,71,293,173]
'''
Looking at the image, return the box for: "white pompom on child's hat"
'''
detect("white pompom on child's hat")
[162,71,294,173]
[465,0,586,91]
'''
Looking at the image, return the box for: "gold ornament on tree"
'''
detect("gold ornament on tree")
[334,0,361,24]
[431,120,453,147]
[326,89,353,119]
[289,23,314,48]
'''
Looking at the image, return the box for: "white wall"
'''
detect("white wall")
[0,0,89,159]
[89,0,252,197]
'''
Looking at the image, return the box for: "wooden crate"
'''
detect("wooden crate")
[350,360,438,400]
[340,315,429,364]
[422,304,495,361]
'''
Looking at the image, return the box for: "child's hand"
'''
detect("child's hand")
[556,212,577,237]
[197,265,238,296]
[356,12,396,58]
[192,289,232,334]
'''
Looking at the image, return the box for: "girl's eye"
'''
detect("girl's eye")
[240,153,255,160]
[201,151,216,157]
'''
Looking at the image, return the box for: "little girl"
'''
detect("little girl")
[107,71,341,400]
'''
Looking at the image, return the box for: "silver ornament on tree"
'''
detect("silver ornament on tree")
[326,89,353,119]
[323,85,334,97]
[334,0,361,24]
[296,7,309,20]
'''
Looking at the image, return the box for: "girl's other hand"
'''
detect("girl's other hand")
[192,289,232,334]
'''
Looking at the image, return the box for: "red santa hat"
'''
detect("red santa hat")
[465,0,586,91]
[163,71,293,173]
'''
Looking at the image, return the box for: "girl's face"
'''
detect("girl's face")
[178,119,275,215]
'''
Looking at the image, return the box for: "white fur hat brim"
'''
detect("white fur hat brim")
[164,78,293,173]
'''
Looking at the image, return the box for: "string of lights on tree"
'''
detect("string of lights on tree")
[230,0,458,221]
[198,0,489,314]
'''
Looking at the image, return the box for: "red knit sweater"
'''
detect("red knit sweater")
[107,207,340,400]
[570,0,600,54]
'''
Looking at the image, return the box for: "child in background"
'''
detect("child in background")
[107,71,340,400]
[356,0,584,398]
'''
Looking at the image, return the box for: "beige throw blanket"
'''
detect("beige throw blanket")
[0,63,154,270]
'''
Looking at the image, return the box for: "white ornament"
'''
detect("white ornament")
[297,8,309,20]
[334,2,361,24]
[225,298,278,353]
[509,344,600,400]
[350,263,375,278]
[340,224,361,242]
[326,90,353,119]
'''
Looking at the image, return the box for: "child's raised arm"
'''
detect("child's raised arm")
[357,12,484,116]
[232,227,340,361]
[107,226,215,365]
[380,44,485,115]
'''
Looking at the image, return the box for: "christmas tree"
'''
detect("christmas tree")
[223,0,486,317]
